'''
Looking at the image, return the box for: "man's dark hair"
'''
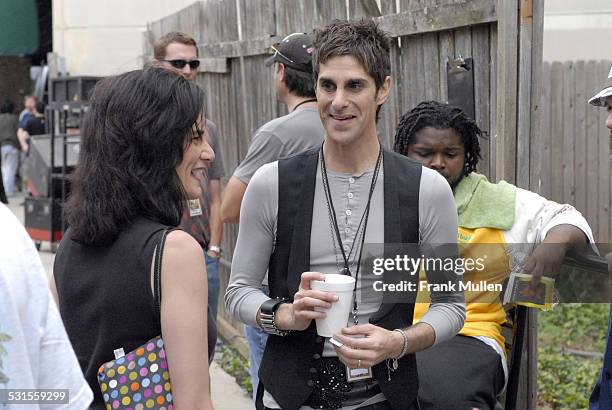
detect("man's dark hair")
[283,65,316,98]
[393,101,482,175]
[35,101,45,115]
[66,68,205,245]
[1,99,14,114]
[153,31,198,60]
[312,19,391,93]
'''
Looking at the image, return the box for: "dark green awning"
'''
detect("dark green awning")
[0,0,38,55]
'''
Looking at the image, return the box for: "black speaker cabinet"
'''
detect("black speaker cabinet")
[24,196,64,243]
[26,134,79,198]
[50,76,102,102]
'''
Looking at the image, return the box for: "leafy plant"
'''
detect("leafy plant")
[537,304,608,408]
[217,344,252,395]
[0,331,11,385]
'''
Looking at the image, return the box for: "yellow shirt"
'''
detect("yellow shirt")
[414,226,509,350]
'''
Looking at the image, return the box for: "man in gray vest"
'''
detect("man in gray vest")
[226,20,465,409]
[221,32,324,402]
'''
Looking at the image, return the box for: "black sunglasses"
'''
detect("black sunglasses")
[163,59,200,70]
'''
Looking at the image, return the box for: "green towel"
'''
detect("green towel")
[453,172,517,230]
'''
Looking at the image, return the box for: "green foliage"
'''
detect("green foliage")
[218,344,253,395]
[537,304,608,409]
[0,331,11,385]
[539,303,608,351]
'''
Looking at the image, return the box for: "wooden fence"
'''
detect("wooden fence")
[537,60,612,243]
[144,1,543,407]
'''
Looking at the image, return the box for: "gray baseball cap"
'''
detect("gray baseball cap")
[588,64,612,106]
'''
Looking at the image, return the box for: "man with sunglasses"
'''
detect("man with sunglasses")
[221,32,324,402]
[153,32,226,335]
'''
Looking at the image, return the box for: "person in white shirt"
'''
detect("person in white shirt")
[0,202,93,409]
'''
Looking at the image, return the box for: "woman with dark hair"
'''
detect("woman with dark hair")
[53,68,215,410]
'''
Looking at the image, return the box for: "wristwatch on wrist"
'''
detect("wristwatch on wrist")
[208,245,222,255]
[260,298,291,336]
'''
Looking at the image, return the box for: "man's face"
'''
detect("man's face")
[24,97,36,112]
[605,96,612,134]
[160,42,199,81]
[406,126,466,187]
[315,55,389,147]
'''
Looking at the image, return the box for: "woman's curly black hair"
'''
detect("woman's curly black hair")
[393,101,483,175]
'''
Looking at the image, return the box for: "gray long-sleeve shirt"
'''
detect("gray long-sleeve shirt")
[226,157,465,344]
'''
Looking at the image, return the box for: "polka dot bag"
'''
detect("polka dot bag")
[97,229,175,410]
[98,337,173,410]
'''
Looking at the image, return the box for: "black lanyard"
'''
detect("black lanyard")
[291,98,317,112]
[320,144,382,323]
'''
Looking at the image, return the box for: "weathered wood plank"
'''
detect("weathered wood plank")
[379,0,397,14]
[241,0,275,38]
[437,30,454,103]
[379,40,402,149]
[516,0,532,190]
[495,0,518,184]
[597,61,610,242]
[536,62,552,198]
[472,24,490,177]
[453,26,472,61]
[400,33,426,111]
[489,24,497,182]
[573,60,587,215]
[348,0,381,19]
[561,62,575,204]
[198,35,280,59]
[422,32,440,101]
[527,0,544,194]
[585,60,600,235]
[549,62,564,203]
[274,0,289,36]
[200,58,229,73]
[376,0,497,38]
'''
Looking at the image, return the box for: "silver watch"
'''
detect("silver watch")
[208,245,221,254]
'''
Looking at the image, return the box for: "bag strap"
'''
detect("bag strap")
[153,228,176,321]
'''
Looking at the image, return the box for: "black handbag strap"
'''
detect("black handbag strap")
[153,228,176,321]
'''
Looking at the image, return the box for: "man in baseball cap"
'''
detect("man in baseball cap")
[588,65,612,109]
[264,32,315,73]
[222,31,323,402]
[590,64,612,410]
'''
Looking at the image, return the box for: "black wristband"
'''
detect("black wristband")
[260,297,291,336]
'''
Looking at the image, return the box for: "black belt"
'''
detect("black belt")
[304,357,382,409]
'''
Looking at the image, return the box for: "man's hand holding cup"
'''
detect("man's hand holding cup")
[275,271,339,331]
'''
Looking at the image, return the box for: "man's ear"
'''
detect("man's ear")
[277,63,286,82]
[375,76,392,106]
